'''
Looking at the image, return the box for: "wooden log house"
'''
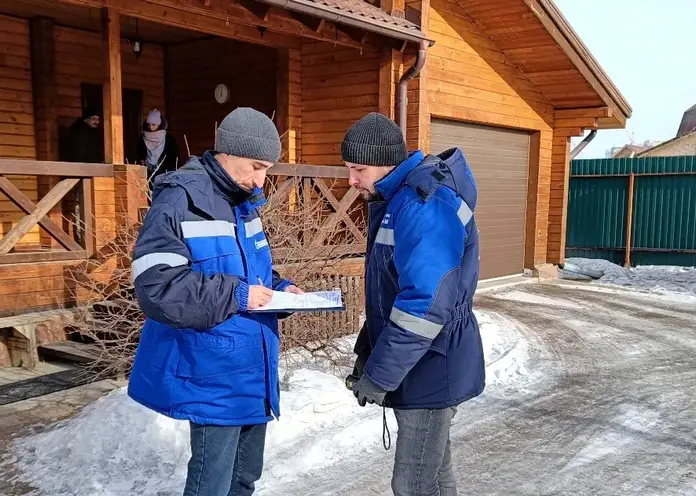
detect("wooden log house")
[0,0,630,365]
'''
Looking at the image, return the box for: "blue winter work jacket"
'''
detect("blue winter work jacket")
[357,148,485,409]
[127,152,291,426]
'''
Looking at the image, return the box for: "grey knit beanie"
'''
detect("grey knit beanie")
[341,112,407,166]
[215,107,281,163]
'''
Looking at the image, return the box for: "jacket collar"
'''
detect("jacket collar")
[374,151,425,201]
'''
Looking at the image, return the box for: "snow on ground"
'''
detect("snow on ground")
[6,309,528,496]
[563,257,696,296]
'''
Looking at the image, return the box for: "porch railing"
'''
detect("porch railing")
[0,160,366,266]
[266,163,366,261]
[0,159,113,265]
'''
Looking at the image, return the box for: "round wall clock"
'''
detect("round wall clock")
[215,84,230,104]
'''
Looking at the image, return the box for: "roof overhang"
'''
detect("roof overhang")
[530,0,632,129]
[256,0,434,46]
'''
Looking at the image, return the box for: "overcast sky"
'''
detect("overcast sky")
[554,0,695,158]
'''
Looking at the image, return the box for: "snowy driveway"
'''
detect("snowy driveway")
[286,282,696,495]
[5,280,696,495]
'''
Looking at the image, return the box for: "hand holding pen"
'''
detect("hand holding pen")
[247,276,273,310]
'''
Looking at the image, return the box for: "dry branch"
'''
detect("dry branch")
[64,171,365,379]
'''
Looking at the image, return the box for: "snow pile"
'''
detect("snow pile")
[7,310,528,496]
[562,257,696,295]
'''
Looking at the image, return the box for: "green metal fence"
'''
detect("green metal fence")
[566,156,696,267]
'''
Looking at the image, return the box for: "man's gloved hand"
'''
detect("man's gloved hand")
[351,373,387,407]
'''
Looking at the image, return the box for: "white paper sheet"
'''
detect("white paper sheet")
[249,289,344,313]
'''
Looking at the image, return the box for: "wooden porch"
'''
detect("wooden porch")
[0,0,429,366]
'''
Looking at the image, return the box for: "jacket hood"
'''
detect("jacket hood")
[432,147,478,211]
[376,148,477,210]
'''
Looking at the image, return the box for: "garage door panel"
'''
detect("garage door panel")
[431,119,530,280]
[431,125,529,143]
[432,138,531,155]
[432,142,530,162]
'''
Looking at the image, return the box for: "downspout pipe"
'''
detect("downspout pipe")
[570,129,597,159]
[398,40,429,141]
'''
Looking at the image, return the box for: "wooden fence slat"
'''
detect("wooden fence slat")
[310,186,361,248]
[0,177,81,253]
[313,178,365,243]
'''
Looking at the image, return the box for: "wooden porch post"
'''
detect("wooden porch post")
[379,48,401,120]
[276,48,302,164]
[101,8,124,165]
[30,17,62,248]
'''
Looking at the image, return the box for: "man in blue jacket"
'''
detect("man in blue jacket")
[128,108,303,496]
[344,113,485,495]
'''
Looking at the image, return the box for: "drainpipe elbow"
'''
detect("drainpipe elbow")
[397,40,429,142]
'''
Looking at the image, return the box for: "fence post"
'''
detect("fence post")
[624,173,635,268]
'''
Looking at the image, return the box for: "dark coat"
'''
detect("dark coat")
[66,118,103,163]
[356,148,485,409]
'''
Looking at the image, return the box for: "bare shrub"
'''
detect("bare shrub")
[66,172,365,379]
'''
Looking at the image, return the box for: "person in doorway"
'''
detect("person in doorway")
[136,109,180,185]
[344,113,485,496]
[66,106,103,163]
[128,107,304,496]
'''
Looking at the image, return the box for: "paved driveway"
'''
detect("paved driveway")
[293,282,696,495]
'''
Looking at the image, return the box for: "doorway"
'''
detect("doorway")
[78,83,144,164]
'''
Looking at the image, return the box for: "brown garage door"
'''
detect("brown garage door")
[430,119,530,280]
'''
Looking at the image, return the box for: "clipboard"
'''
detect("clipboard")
[248,289,346,313]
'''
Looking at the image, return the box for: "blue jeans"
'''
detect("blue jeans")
[392,407,458,496]
[183,422,267,496]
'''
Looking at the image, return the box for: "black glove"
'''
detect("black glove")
[352,373,387,407]
[352,353,368,379]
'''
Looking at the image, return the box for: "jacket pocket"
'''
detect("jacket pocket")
[176,331,264,379]
[428,323,454,356]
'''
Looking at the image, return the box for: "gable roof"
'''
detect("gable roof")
[637,130,696,158]
[676,104,696,138]
[456,0,631,129]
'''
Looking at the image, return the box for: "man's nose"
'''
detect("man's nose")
[348,174,359,187]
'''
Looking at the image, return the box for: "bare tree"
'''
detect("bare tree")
[65,174,365,380]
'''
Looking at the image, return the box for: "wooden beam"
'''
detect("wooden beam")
[291,12,324,33]
[276,48,291,163]
[29,17,58,162]
[0,250,89,265]
[101,8,124,165]
[29,17,62,249]
[238,0,271,21]
[309,186,361,248]
[80,178,96,257]
[555,107,611,120]
[0,160,113,177]
[379,48,400,119]
[524,132,541,269]
[338,25,369,45]
[313,178,365,243]
[554,117,598,129]
[0,178,81,254]
[554,127,584,137]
